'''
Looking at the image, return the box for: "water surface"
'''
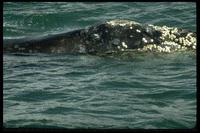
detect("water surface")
[3,2,196,129]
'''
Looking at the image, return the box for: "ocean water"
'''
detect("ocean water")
[3,2,196,129]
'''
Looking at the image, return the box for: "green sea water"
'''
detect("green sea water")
[3,2,196,129]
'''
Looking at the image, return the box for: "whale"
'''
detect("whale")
[3,19,196,55]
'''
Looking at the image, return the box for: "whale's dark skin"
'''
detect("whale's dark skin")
[3,29,86,54]
[3,20,196,55]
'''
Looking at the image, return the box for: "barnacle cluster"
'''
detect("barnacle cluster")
[105,20,196,53]
[106,19,140,27]
[116,41,128,51]
[140,25,196,53]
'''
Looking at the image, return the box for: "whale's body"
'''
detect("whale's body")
[3,20,196,55]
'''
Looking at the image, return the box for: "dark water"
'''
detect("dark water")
[3,2,196,129]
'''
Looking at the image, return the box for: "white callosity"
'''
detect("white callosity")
[142,38,148,43]
[106,19,140,27]
[140,25,196,53]
[117,42,128,51]
[136,29,141,33]
[106,20,196,53]
[122,42,128,48]
[93,34,100,39]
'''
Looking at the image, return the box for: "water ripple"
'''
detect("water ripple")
[3,2,196,129]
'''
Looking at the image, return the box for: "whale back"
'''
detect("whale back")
[3,19,196,55]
